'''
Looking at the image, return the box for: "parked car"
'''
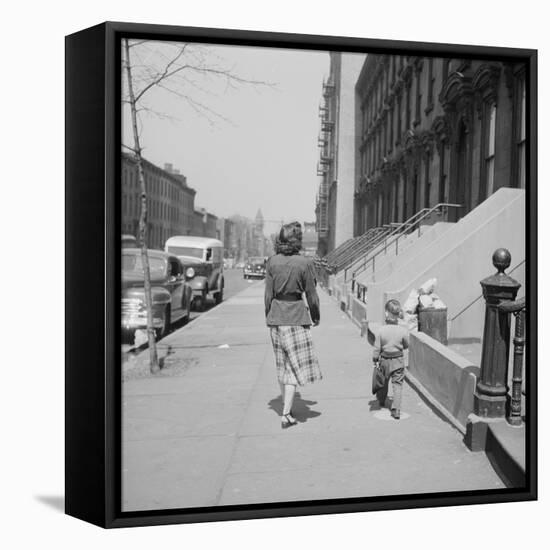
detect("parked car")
[122,234,137,248]
[244,256,267,279]
[165,236,224,310]
[121,248,193,338]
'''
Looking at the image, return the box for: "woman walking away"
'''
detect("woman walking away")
[265,221,322,429]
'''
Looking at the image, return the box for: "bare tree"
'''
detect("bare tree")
[122,39,273,373]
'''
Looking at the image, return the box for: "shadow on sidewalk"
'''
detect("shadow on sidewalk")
[268,392,322,423]
[368,398,395,411]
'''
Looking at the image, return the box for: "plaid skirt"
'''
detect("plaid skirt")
[270,326,322,386]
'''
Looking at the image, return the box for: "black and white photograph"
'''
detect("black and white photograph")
[5,0,549,546]
[118,35,532,512]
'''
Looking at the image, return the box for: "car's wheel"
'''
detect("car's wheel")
[186,296,192,321]
[181,295,191,324]
[195,290,207,312]
[155,305,170,340]
[215,282,224,305]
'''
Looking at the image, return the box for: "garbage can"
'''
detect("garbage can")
[417,306,448,345]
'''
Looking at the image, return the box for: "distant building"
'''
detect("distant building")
[121,154,196,249]
[217,217,232,256]
[316,51,366,255]
[254,209,265,257]
[227,214,255,262]
[302,222,318,257]
[192,207,219,239]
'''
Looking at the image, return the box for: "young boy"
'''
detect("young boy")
[372,299,409,420]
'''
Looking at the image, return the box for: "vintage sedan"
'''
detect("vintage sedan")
[121,248,193,339]
[243,256,267,279]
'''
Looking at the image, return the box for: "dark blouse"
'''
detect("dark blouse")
[264,253,320,326]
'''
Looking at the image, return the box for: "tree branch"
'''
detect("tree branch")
[134,44,189,103]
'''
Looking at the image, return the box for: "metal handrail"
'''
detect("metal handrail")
[324,234,365,265]
[350,203,462,284]
[333,228,384,266]
[335,227,391,272]
[324,237,355,264]
[498,297,526,426]
[346,208,438,280]
[325,227,380,270]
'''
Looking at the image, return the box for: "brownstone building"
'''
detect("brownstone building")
[192,207,219,239]
[121,153,197,249]
[122,154,221,248]
[354,55,526,232]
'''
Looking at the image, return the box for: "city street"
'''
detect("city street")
[121,282,505,511]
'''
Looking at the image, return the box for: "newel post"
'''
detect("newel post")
[474,248,520,418]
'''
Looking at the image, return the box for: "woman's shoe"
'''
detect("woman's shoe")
[281,413,298,429]
[391,409,401,420]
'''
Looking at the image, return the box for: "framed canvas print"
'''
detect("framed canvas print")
[65,21,537,528]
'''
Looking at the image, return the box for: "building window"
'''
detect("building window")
[426,58,435,112]
[443,58,451,83]
[424,153,431,208]
[516,77,526,189]
[368,139,372,175]
[406,82,411,130]
[396,95,402,144]
[484,103,497,196]
[393,180,399,222]
[383,113,387,155]
[367,95,371,127]
[414,68,422,126]
[438,144,447,204]
[377,128,381,166]
[389,104,394,152]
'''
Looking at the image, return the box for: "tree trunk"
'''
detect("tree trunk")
[123,39,160,374]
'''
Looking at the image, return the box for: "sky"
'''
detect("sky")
[122,41,329,236]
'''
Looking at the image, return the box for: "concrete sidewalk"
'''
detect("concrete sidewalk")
[122,282,504,511]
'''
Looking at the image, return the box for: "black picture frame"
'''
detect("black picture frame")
[65,21,537,528]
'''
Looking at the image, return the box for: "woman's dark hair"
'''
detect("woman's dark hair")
[275,221,302,255]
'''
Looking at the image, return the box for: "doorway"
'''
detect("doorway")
[450,119,470,222]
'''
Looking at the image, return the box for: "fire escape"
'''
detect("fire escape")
[316,78,335,241]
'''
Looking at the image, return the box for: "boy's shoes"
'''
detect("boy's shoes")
[391,409,401,420]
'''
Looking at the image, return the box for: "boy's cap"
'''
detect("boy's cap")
[385,299,402,316]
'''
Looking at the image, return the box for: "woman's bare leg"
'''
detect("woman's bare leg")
[282,384,297,417]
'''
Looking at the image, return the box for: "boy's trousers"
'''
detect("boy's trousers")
[376,355,405,410]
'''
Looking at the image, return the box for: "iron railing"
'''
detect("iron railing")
[329,227,391,272]
[348,203,462,301]
[498,296,527,426]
